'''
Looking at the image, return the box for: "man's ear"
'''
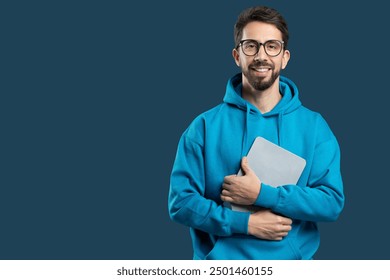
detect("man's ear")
[232,48,240,67]
[281,49,290,70]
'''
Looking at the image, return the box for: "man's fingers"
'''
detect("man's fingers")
[220,194,233,202]
[272,225,291,240]
[279,224,292,233]
[223,175,237,184]
[222,182,232,191]
[221,189,230,196]
[222,176,239,190]
[281,217,293,225]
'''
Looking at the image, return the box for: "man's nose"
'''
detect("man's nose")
[254,44,268,61]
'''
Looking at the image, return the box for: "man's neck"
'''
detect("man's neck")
[241,79,282,114]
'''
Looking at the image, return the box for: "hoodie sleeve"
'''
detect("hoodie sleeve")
[254,115,345,222]
[168,120,250,236]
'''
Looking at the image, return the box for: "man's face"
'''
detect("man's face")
[233,21,290,91]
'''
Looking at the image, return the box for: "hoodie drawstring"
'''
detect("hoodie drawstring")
[241,105,250,157]
[278,113,284,147]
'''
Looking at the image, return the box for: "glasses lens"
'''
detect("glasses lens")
[264,40,282,56]
[241,40,258,56]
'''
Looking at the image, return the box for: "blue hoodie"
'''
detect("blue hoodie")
[168,73,344,260]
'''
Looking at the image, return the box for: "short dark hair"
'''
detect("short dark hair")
[234,6,289,49]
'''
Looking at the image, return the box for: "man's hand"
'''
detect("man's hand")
[248,209,293,240]
[220,157,261,205]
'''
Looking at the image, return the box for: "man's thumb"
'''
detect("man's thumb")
[241,157,253,175]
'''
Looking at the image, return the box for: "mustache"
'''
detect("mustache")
[250,61,274,69]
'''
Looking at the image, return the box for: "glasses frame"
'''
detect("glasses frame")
[236,39,285,57]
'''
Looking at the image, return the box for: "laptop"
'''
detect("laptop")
[226,136,307,212]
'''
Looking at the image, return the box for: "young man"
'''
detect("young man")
[168,6,344,260]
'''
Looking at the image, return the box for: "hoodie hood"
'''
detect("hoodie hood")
[223,73,302,150]
[223,73,302,115]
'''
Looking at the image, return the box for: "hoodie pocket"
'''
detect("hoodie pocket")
[205,235,302,260]
[287,237,303,260]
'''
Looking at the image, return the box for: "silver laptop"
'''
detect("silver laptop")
[226,136,306,212]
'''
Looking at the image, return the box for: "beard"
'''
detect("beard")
[242,61,280,91]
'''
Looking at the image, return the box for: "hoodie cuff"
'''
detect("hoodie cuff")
[254,183,280,209]
[228,210,250,235]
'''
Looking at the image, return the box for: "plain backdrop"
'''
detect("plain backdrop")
[1,0,389,259]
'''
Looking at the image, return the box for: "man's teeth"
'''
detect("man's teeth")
[254,68,269,72]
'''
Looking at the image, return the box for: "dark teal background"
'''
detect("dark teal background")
[1,0,388,259]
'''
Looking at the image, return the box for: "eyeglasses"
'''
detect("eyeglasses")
[237,39,284,57]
